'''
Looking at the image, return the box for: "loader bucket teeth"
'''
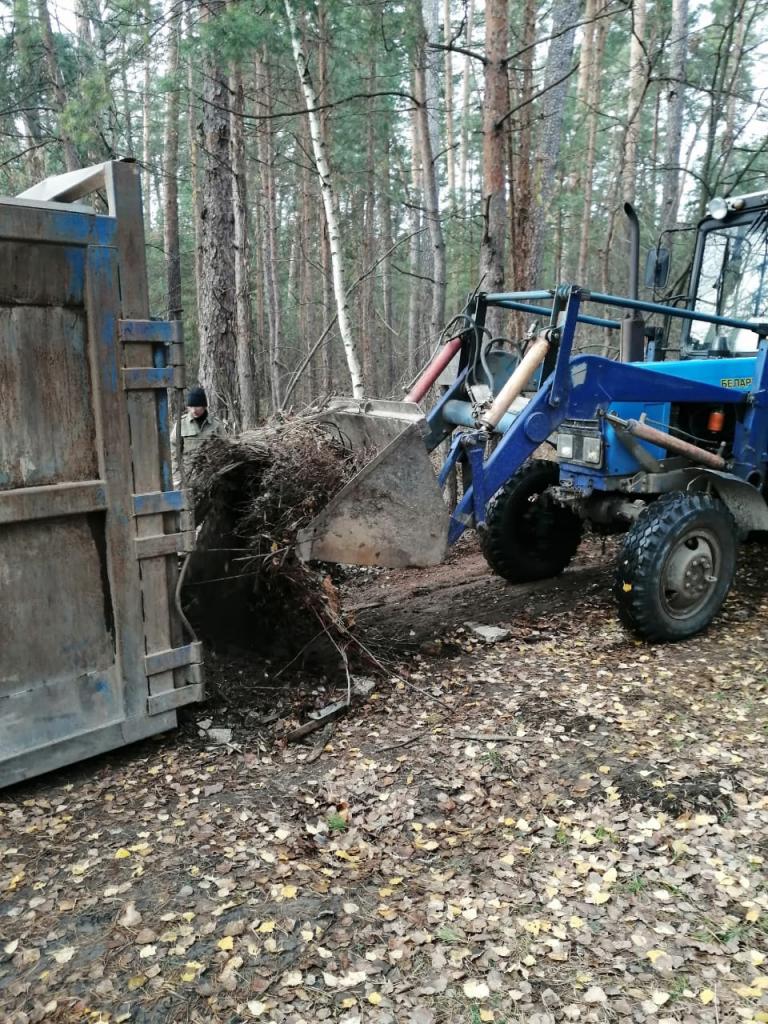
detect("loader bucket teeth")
[297,420,449,568]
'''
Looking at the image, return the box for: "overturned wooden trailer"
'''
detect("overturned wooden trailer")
[0,160,202,787]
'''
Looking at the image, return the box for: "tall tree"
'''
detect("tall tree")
[660,0,689,242]
[479,0,508,335]
[283,0,364,398]
[197,0,240,425]
[163,4,182,321]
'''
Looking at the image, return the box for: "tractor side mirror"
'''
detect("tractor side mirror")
[644,247,670,290]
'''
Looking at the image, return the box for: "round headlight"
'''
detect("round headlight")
[708,196,729,220]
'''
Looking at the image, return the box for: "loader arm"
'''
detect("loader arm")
[449,285,753,546]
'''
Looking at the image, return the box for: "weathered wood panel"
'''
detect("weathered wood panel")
[0,514,115,690]
[0,305,97,490]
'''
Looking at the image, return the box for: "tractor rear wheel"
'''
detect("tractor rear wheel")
[615,492,737,642]
[480,459,583,582]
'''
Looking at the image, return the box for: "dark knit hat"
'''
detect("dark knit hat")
[187,385,207,407]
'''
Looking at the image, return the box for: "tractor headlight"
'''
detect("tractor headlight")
[583,436,603,465]
[707,196,728,220]
[557,433,574,460]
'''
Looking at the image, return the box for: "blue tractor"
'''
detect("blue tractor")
[298,194,768,641]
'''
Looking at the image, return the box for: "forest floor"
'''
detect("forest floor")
[2,538,768,1024]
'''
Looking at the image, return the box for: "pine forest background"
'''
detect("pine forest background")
[1,0,768,428]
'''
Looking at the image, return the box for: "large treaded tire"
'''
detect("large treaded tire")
[480,459,583,582]
[615,491,737,642]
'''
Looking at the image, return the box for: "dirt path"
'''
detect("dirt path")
[2,544,768,1024]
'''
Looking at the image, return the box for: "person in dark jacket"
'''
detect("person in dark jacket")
[171,385,227,486]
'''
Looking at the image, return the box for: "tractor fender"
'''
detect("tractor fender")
[687,469,768,536]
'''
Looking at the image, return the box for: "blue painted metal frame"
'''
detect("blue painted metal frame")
[443,285,768,546]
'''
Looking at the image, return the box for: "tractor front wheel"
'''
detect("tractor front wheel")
[615,492,737,642]
[480,459,583,582]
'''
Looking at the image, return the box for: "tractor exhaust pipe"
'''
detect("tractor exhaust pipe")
[621,202,645,362]
[624,201,640,301]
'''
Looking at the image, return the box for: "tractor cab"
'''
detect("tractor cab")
[682,189,768,359]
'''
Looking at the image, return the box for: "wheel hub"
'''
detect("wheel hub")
[662,532,719,617]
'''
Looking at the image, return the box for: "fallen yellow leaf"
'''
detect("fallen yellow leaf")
[217,936,234,951]
[699,989,715,1005]
[114,849,131,860]
[280,885,297,899]
[367,992,382,1005]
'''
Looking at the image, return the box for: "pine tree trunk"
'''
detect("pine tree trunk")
[197,0,240,426]
[361,71,377,393]
[284,0,364,398]
[255,50,282,408]
[509,0,535,294]
[381,134,396,393]
[37,0,81,170]
[480,0,508,336]
[443,0,455,202]
[459,0,476,208]
[231,60,258,426]
[577,0,607,282]
[528,0,581,286]
[143,45,152,222]
[12,0,46,178]
[186,0,202,331]
[407,93,424,374]
[163,6,182,320]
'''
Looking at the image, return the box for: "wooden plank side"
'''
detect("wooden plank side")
[0,201,114,247]
[0,242,85,307]
[119,319,183,343]
[0,480,107,525]
[104,161,178,700]
[145,642,202,676]
[0,306,98,491]
[84,244,150,724]
[0,711,177,788]
[133,489,188,516]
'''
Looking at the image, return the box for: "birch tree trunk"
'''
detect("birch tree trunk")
[163,5,182,320]
[284,0,364,398]
[197,0,240,426]
[622,0,647,206]
[231,61,259,427]
[480,0,508,336]
[317,0,335,395]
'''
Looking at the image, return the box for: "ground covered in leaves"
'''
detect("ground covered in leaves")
[2,541,768,1024]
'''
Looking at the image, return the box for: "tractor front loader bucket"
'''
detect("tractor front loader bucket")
[297,399,449,567]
